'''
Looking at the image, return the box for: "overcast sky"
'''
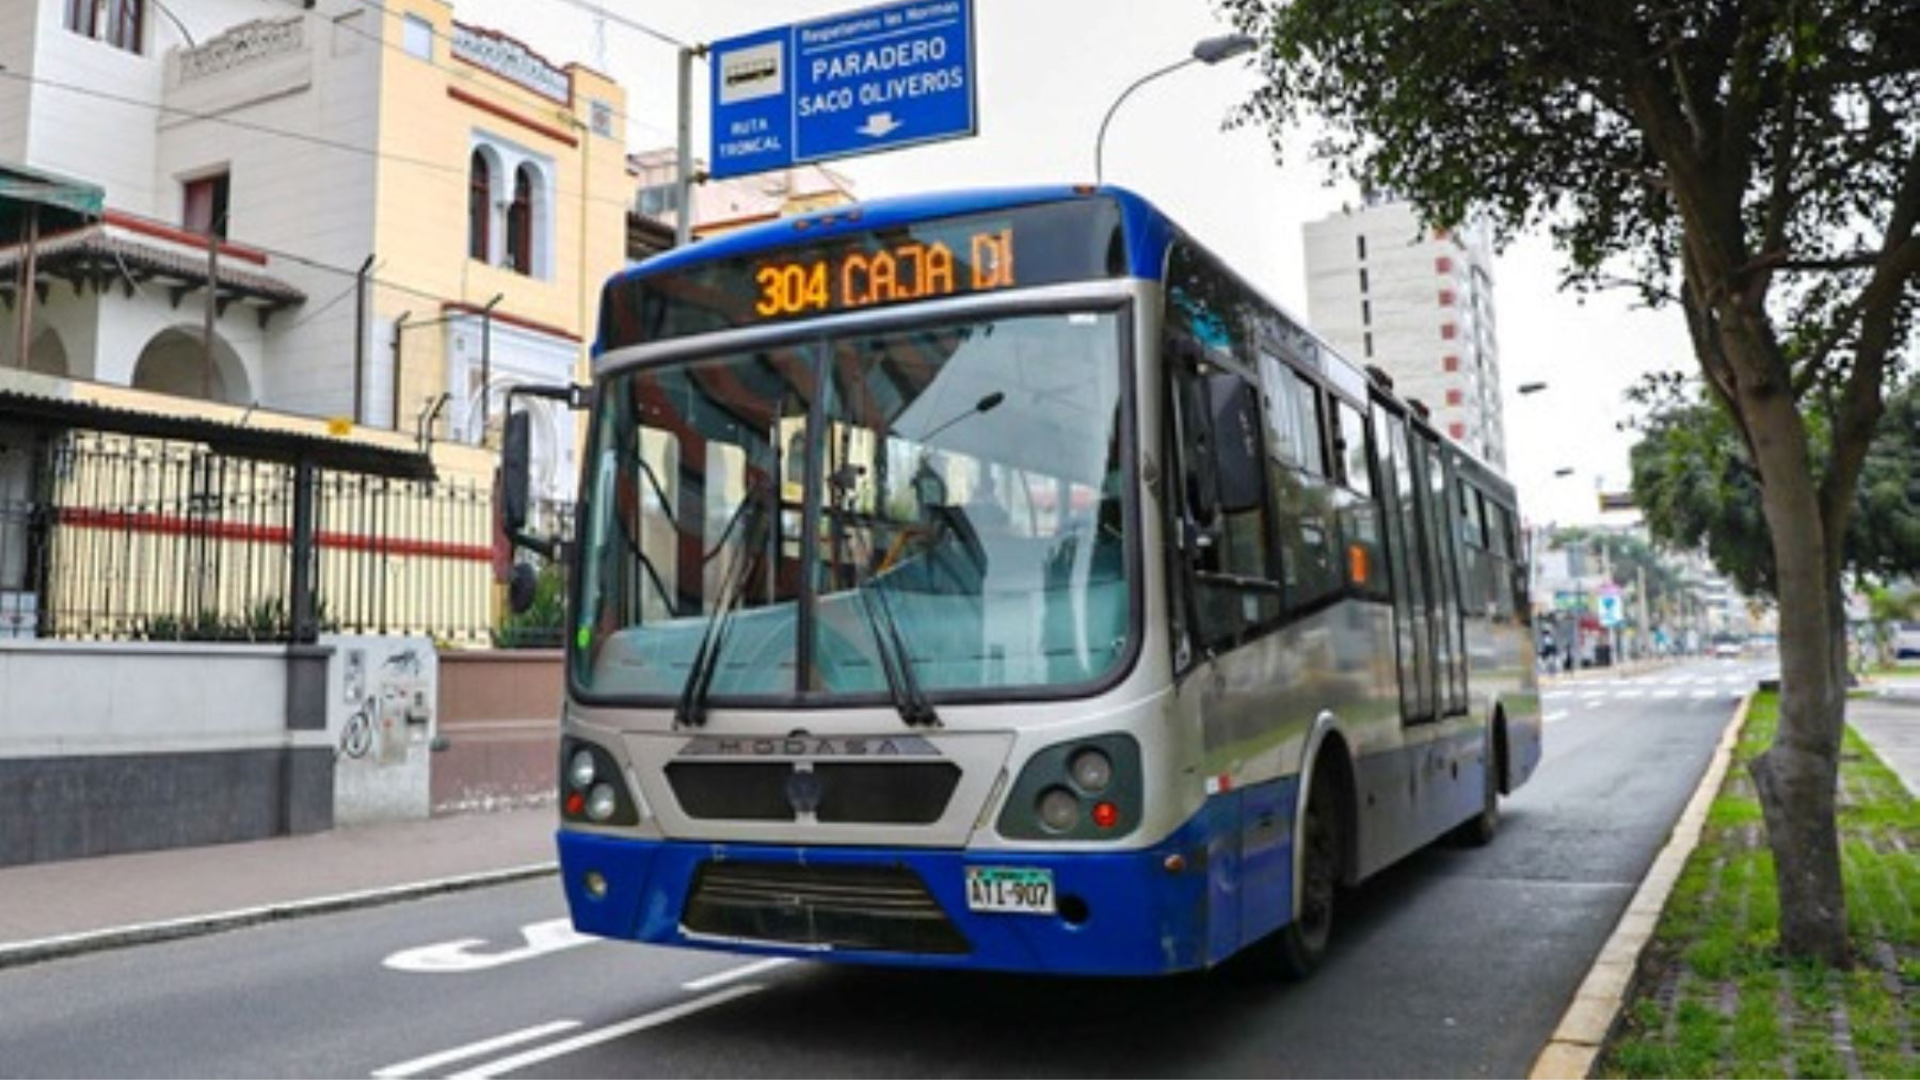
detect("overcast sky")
[460,0,1698,528]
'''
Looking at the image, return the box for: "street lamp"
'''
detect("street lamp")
[1093,33,1258,184]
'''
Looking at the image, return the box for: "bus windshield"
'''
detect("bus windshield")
[573,308,1134,706]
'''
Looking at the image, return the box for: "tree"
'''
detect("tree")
[1223,0,1919,963]
[1631,378,1920,597]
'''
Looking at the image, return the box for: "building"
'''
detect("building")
[1303,195,1506,467]
[1,0,632,503]
[627,147,854,256]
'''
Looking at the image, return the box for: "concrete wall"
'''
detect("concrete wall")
[431,649,560,815]
[0,639,333,867]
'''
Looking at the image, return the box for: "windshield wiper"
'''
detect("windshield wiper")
[828,463,937,728]
[675,480,773,727]
[855,574,939,727]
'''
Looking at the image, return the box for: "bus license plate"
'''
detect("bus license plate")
[965,866,1054,915]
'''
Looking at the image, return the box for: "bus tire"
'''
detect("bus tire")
[1266,765,1339,980]
[1453,719,1502,847]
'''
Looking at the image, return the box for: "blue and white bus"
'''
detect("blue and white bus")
[504,185,1542,978]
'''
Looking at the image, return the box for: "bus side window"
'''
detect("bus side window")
[1170,361,1281,654]
[1485,499,1517,621]
[1260,357,1341,610]
[1333,400,1386,596]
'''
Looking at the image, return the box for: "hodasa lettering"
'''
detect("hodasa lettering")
[679,735,938,757]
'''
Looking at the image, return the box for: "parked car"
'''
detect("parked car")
[1712,634,1746,659]
[1895,621,1920,660]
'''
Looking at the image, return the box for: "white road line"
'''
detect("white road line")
[1690,690,1714,699]
[1619,690,1646,699]
[448,984,765,1080]
[1655,690,1681,699]
[1587,699,1605,709]
[1543,710,1571,724]
[681,957,793,992]
[371,1021,583,1079]
[1580,690,1607,699]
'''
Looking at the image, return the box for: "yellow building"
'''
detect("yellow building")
[372,0,629,503]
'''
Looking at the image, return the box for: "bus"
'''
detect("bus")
[500,185,1542,979]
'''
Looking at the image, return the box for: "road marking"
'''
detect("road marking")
[383,918,595,974]
[449,984,765,1079]
[1619,690,1645,699]
[1587,699,1606,709]
[682,957,793,992]
[1655,690,1680,699]
[1580,690,1607,699]
[1690,689,1715,699]
[372,1021,583,1079]
[1543,710,1571,724]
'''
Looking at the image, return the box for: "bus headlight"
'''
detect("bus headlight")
[996,734,1141,841]
[1037,787,1080,833]
[1069,749,1113,792]
[586,783,619,822]
[568,749,598,790]
[559,738,641,827]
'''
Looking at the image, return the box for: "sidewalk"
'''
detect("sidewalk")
[1854,678,1920,796]
[0,805,557,968]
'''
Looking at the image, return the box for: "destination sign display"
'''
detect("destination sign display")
[598,198,1123,348]
[752,226,1012,317]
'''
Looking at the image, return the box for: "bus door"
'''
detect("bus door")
[1373,404,1435,722]
[1417,440,1469,716]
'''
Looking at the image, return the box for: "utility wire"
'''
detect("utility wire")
[0,67,643,219]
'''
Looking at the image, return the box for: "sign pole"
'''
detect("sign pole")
[675,46,700,247]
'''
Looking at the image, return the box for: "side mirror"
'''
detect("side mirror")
[1206,373,1264,515]
[507,562,539,615]
[502,409,531,535]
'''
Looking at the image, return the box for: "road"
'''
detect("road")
[0,660,1772,1079]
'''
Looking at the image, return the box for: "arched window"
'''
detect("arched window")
[468,150,491,261]
[505,165,534,275]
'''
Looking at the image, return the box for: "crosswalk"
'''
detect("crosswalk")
[1539,668,1768,723]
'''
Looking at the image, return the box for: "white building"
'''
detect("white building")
[1303,195,1507,467]
[1,0,632,506]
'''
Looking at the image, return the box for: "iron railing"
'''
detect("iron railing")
[12,431,560,646]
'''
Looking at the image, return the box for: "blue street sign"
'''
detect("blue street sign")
[709,0,977,180]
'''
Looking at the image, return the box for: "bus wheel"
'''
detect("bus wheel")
[1453,729,1501,847]
[1268,770,1338,979]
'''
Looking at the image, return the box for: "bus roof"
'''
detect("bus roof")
[615,184,1173,284]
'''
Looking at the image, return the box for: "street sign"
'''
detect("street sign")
[708,0,977,180]
[1598,592,1625,628]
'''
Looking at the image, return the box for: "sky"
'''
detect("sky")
[457,0,1698,528]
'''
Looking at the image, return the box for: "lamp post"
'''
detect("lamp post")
[1093,34,1257,184]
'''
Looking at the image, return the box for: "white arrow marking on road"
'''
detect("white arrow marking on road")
[382,918,596,974]
[856,112,904,137]
[372,1020,582,1079]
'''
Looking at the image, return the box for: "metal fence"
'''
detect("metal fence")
[19,432,515,645]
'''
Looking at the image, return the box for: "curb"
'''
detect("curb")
[1528,691,1752,1080]
[0,862,558,972]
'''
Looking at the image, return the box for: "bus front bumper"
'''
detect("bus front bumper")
[556,814,1232,977]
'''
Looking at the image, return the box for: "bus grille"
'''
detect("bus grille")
[682,861,971,954]
[664,762,961,824]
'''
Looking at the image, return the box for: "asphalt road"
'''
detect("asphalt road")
[0,659,1773,1079]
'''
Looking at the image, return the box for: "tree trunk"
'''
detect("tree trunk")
[1739,371,1851,966]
